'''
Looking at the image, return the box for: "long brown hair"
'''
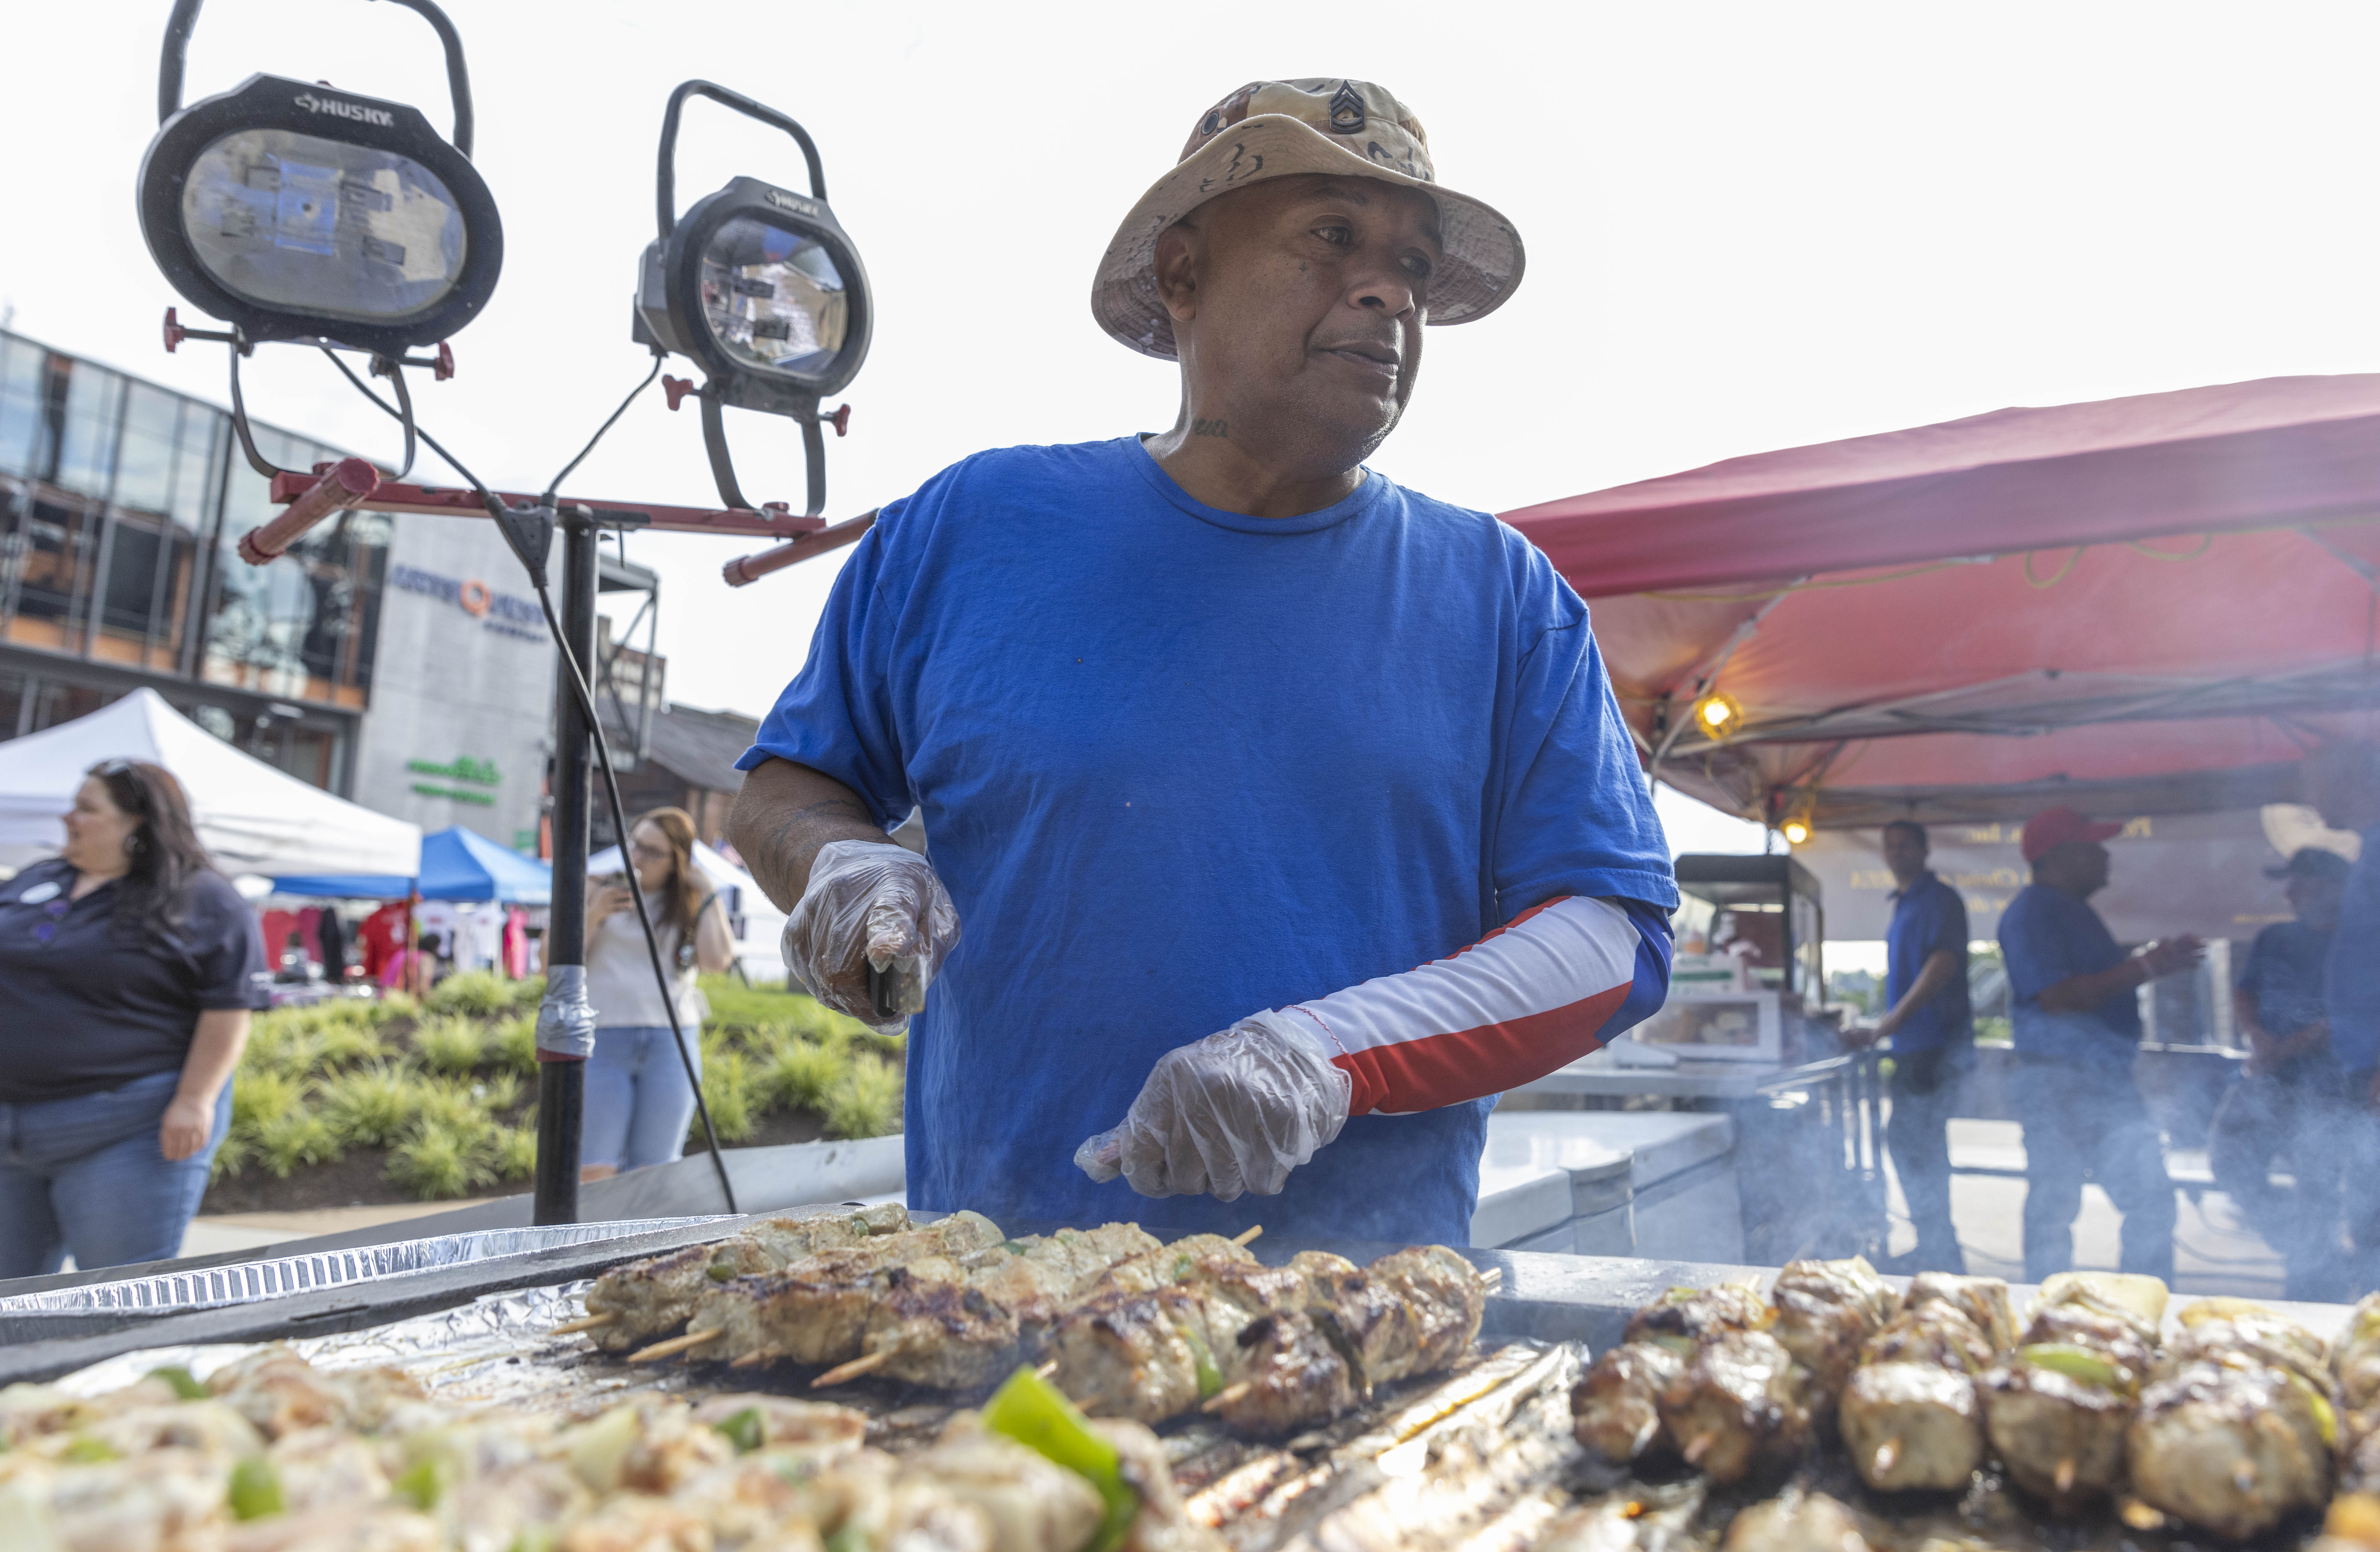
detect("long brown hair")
[87,760,216,933]
[634,806,708,938]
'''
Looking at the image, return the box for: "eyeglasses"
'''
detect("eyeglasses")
[628,841,670,862]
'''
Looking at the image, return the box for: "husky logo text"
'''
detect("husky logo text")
[292,92,395,128]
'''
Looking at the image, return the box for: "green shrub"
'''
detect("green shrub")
[411,1076,496,1139]
[509,974,545,1013]
[254,1108,339,1178]
[319,1064,422,1148]
[822,1056,903,1140]
[210,1132,252,1182]
[412,1015,487,1076]
[425,970,519,1019]
[386,1119,496,1199]
[761,1040,848,1114]
[376,991,420,1021]
[231,1069,304,1135]
[694,1052,759,1145]
[472,1071,523,1115]
[239,1019,319,1082]
[490,1014,539,1077]
[492,1124,538,1180]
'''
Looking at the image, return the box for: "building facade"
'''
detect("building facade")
[0,328,563,853]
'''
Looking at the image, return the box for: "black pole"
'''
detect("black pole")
[534,511,598,1224]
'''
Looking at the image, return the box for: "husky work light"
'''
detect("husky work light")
[136,0,502,360]
[633,81,872,515]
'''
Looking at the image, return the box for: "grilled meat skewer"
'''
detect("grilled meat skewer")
[2126,1300,2336,1539]
[1838,1276,2009,1493]
[573,1203,909,1351]
[1570,1282,1772,1468]
[1655,1327,1813,1484]
[1213,1246,1488,1435]
[1980,1274,2165,1513]
[1767,1256,1896,1413]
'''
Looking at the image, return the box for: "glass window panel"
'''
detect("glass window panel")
[102,521,166,636]
[169,408,222,536]
[112,383,181,516]
[0,337,43,476]
[0,668,24,740]
[51,361,122,499]
[203,435,387,704]
[13,498,93,625]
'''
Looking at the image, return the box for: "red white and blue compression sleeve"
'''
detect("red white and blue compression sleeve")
[1277,896,1675,1117]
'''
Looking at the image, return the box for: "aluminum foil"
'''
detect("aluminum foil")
[0,1216,729,1316]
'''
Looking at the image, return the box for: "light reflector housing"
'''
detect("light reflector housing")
[139,73,501,354]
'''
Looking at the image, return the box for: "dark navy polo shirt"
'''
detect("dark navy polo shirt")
[2332,830,2380,1075]
[0,859,269,1105]
[1885,871,1972,1052]
[1999,881,2139,1069]
[2239,919,2329,1038]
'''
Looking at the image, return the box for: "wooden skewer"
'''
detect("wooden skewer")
[1681,1431,1715,1466]
[2052,1457,2077,1495]
[729,1350,772,1370]
[1035,1361,1060,1381]
[628,1329,724,1363]
[812,1350,893,1388]
[1873,1439,1899,1475]
[548,1313,616,1336]
[1201,1381,1254,1415]
[1231,1226,1264,1247]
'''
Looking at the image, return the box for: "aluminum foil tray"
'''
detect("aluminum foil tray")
[0,1216,730,1317]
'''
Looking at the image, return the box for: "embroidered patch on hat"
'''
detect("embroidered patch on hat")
[1327,82,1365,135]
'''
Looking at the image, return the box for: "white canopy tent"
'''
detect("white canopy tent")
[0,688,421,876]
[587,837,790,984]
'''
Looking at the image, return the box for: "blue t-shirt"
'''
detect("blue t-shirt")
[741,437,1676,1243]
[1998,881,2138,1068]
[2329,830,2380,1074]
[1884,872,1971,1052]
[2239,918,2334,1085]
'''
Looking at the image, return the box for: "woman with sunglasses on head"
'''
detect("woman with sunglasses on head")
[581,807,733,1182]
[0,760,267,1275]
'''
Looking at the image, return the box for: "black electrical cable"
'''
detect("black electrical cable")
[324,361,739,1213]
[543,353,663,504]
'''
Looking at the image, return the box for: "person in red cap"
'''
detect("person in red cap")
[1994,805,2203,1282]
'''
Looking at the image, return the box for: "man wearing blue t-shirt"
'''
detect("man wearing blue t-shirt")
[2304,743,2380,1274]
[1996,807,2200,1283]
[2205,847,2348,1300]
[1865,820,1973,1274]
[726,79,1676,1243]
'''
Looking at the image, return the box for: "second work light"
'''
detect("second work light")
[633,81,872,516]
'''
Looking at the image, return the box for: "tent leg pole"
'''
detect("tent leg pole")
[534,512,598,1226]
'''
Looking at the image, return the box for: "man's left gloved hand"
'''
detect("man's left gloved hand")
[1074,1011,1351,1201]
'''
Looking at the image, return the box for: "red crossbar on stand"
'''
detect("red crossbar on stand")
[265,472,831,539]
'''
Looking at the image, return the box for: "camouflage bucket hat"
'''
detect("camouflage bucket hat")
[1091,78,1526,360]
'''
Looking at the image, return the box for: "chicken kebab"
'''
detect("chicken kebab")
[1977,1270,2166,1515]
[1570,1259,1894,1487]
[0,1345,1222,1552]
[1046,1244,1491,1436]
[561,1202,913,1353]
[2124,1296,2337,1540]
[1836,1272,2015,1493]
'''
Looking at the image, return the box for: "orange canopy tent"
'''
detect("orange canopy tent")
[1503,375,2380,830]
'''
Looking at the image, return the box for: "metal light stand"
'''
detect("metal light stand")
[533,512,599,1224]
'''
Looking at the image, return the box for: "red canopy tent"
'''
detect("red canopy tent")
[1503,374,2380,830]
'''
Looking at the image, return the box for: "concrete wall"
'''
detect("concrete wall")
[349,515,554,852]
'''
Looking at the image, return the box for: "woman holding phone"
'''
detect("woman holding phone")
[0,760,266,1273]
[582,807,734,1180]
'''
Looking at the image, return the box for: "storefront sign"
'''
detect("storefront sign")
[389,564,548,644]
[407,753,500,807]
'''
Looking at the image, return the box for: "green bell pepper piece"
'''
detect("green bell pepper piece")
[146,1366,209,1401]
[60,1438,118,1464]
[712,1406,766,1454]
[2018,1343,2125,1390]
[984,1366,1139,1552]
[228,1457,285,1521]
[391,1457,451,1510]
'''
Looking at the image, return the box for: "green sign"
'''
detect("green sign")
[407,755,501,786]
[412,782,496,807]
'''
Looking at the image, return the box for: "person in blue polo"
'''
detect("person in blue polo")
[1996,806,2202,1283]
[1863,819,1973,1273]
[2304,742,2380,1279]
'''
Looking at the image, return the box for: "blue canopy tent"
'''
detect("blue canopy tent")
[273,825,553,904]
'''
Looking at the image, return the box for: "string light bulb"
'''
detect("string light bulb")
[1782,817,1812,845]
[1693,692,1741,733]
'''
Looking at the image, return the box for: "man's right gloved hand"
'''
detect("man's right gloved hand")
[782,839,958,1033]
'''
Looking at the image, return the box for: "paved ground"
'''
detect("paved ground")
[1880,1118,2289,1297]
[178,1198,492,1260]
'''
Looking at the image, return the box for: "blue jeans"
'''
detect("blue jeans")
[583,1027,701,1172]
[0,1070,232,1279]
[2012,1057,2176,1284]
[1886,1044,1971,1273]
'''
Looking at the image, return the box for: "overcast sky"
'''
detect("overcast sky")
[12,2,2380,858]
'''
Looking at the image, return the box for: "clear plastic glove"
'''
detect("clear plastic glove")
[1075,1010,1352,1201]
[782,839,958,1034]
